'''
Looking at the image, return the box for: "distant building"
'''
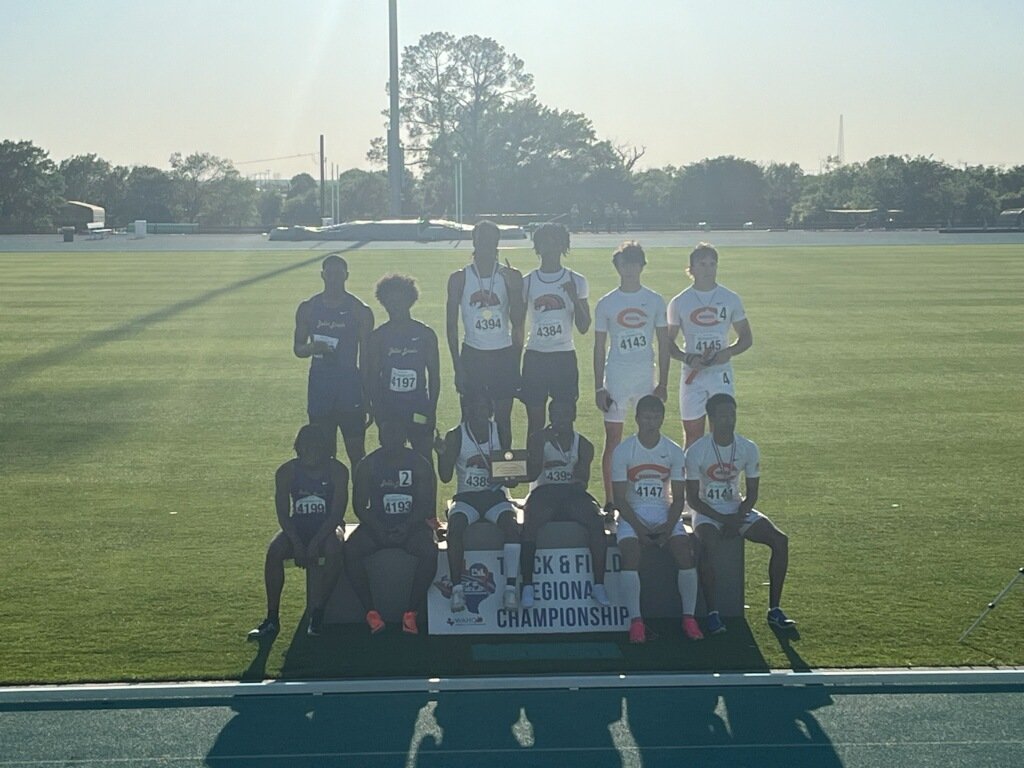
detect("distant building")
[996,208,1024,229]
[60,201,106,232]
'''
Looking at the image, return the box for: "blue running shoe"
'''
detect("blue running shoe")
[705,611,727,635]
[767,607,796,629]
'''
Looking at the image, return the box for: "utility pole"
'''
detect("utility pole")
[319,134,326,221]
[387,0,404,217]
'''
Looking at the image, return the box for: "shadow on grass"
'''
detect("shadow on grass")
[0,383,170,472]
[0,242,367,392]
[270,616,770,680]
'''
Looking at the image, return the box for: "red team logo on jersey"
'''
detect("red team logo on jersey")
[689,306,721,327]
[469,290,502,308]
[617,308,648,329]
[627,463,668,482]
[534,294,566,312]
[707,463,737,482]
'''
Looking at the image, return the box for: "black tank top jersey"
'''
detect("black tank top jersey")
[289,461,335,539]
[375,320,431,415]
[365,448,420,526]
[308,293,361,377]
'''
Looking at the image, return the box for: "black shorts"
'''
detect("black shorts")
[524,483,600,523]
[461,344,521,401]
[519,349,579,406]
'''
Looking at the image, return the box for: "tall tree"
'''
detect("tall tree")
[169,152,235,223]
[121,166,177,223]
[0,140,64,232]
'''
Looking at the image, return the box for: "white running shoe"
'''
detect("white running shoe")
[503,584,519,610]
[592,583,610,607]
[521,584,535,608]
[450,583,466,612]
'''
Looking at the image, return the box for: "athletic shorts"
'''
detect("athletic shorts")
[519,350,579,406]
[460,344,521,402]
[601,375,655,424]
[692,507,765,536]
[615,502,687,544]
[679,366,735,421]
[307,371,364,420]
[449,489,516,524]
[524,483,600,523]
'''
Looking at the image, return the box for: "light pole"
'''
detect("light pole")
[387,0,404,217]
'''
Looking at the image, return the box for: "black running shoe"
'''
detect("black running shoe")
[247,617,279,642]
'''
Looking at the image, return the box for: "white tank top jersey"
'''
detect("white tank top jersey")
[460,264,513,351]
[532,431,580,489]
[611,434,685,513]
[684,433,759,516]
[455,421,500,494]
[523,268,589,353]
[667,284,746,380]
[594,287,667,380]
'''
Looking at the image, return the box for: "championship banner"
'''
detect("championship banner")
[428,547,631,635]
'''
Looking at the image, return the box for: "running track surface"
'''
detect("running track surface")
[2,675,1022,767]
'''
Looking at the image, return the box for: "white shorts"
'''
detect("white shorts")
[616,503,688,543]
[692,507,765,535]
[679,365,735,421]
[448,495,515,525]
[602,375,655,424]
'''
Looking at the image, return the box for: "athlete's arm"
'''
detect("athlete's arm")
[686,479,730,524]
[412,454,438,523]
[274,463,305,563]
[293,301,327,358]
[364,330,382,418]
[525,429,546,483]
[436,427,460,484]
[739,476,759,516]
[654,325,670,400]
[351,458,386,542]
[612,481,645,533]
[445,270,465,393]
[576,436,594,490]
[309,461,349,554]
[425,327,441,418]
[593,330,612,412]
[666,323,688,361]
[357,302,376,425]
[711,318,753,366]
[504,266,526,351]
[565,275,591,334]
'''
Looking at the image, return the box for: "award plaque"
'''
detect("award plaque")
[490,449,528,482]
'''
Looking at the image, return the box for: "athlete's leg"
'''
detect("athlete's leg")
[343,526,380,612]
[743,516,789,609]
[693,522,721,615]
[494,507,521,583]
[309,535,344,612]
[525,401,547,446]
[493,397,514,450]
[682,416,707,448]
[668,532,699,617]
[401,525,439,612]
[445,510,470,585]
[520,497,556,586]
[617,534,643,621]
[264,531,294,619]
[566,495,608,584]
[338,409,367,467]
[601,421,624,505]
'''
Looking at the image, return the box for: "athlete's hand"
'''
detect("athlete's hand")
[309,340,333,356]
[653,383,668,402]
[364,406,374,429]
[707,347,733,366]
[722,520,742,539]
[595,388,613,413]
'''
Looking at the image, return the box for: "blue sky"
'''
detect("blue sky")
[2,1,1022,178]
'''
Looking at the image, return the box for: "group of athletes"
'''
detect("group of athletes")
[248,221,795,644]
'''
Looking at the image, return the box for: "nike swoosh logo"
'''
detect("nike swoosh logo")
[410,337,419,341]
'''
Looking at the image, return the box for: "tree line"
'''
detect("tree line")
[2,32,1022,233]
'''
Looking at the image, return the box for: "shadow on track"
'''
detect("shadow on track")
[0,242,368,392]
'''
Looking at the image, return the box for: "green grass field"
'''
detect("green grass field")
[1,243,1022,683]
